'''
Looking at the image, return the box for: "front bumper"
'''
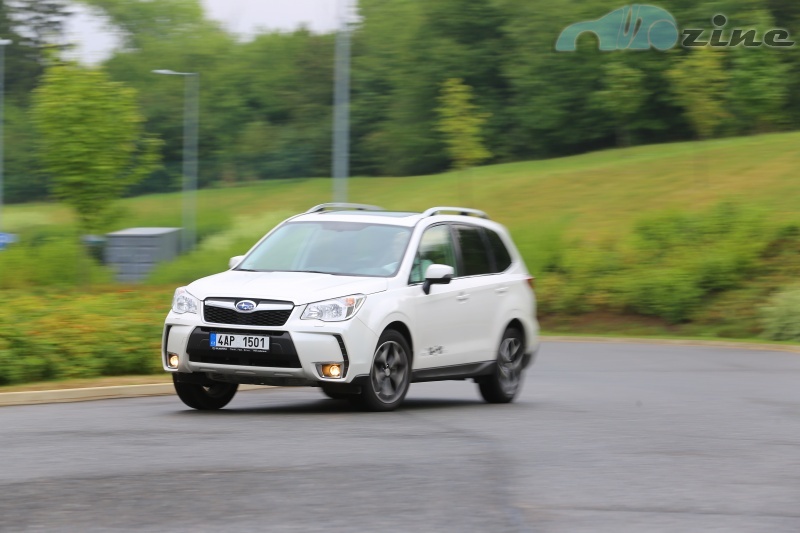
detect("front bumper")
[162,310,379,386]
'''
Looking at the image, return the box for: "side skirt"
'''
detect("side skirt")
[411,361,496,383]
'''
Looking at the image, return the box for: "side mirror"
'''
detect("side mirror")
[422,264,454,295]
[229,256,245,269]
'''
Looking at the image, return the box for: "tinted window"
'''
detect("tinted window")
[486,229,512,272]
[454,225,492,277]
[409,225,457,283]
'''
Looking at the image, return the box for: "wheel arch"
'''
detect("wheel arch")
[506,318,526,345]
[382,321,414,366]
[495,308,538,356]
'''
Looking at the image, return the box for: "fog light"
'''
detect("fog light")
[168,354,180,369]
[321,364,342,379]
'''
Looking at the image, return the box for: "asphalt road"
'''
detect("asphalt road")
[2,342,800,533]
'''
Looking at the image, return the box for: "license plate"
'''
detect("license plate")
[210,333,269,352]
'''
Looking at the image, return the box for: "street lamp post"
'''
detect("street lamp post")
[153,69,199,253]
[0,39,13,235]
[332,0,354,203]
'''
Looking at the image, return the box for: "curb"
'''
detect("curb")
[0,383,267,408]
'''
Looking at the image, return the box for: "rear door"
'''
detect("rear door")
[451,224,499,364]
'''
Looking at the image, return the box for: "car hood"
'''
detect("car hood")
[186,271,389,305]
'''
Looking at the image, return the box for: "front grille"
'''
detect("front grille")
[204,305,292,327]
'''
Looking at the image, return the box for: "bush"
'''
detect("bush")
[760,287,800,342]
[612,268,705,323]
[544,203,783,323]
[0,289,168,386]
[515,218,572,276]
[0,230,113,290]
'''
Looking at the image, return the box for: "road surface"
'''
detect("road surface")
[1,342,799,532]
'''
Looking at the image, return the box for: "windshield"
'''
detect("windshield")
[238,221,413,277]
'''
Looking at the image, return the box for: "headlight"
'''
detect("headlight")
[172,287,199,314]
[301,295,365,322]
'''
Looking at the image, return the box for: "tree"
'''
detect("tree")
[0,1,49,98]
[31,63,161,232]
[436,78,491,170]
[77,0,205,49]
[500,0,617,157]
[7,0,71,54]
[727,9,789,133]
[592,61,647,147]
[765,0,800,125]
[667,49,730,140]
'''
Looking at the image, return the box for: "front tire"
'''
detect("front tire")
[356,330,411,412]
[173,376,238,410]
[478,328,525,404]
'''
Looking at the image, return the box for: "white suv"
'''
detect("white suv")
[162,204,539,411]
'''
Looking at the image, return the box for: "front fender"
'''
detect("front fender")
[356,290,417,354]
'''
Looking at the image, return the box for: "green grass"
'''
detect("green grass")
[7,132,800,239]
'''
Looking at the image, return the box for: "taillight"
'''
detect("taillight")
[526,277,535,289]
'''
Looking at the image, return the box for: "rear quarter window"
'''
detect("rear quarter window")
[485,229,512,272]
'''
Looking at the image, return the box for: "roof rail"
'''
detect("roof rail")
[422,207,490,219]
[306,203,385,214]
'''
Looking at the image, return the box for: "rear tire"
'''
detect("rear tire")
[479,328,525,404]
[173,375,238,410]
[356,329,411,412]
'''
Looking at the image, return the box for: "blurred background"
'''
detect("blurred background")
[0,0,800,387]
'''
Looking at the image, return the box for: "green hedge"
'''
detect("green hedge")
[0,289,169,386]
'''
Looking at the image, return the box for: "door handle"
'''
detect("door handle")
[495,287,509,294]
[457,293,470,302]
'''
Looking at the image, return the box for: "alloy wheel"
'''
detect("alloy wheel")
[371,340,408,404]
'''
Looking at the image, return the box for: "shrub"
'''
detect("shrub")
[515,218,572,276]
[0,230,112,290]
[760,287,800,342]
[612,268,705,323]
[545,203,783,323]
[0,289,168,386]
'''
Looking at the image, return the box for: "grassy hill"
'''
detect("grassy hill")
[7,131,800,239]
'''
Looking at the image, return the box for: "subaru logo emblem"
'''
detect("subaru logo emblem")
[236,300,257,313]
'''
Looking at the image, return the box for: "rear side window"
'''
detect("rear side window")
[485,229,512,272]
[454,225,493,277]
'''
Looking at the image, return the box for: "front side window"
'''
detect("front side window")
[410,225,457,283]
[238,221,412,277]
[454,225,493,277]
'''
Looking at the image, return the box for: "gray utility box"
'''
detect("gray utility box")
[105,228,182,282]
